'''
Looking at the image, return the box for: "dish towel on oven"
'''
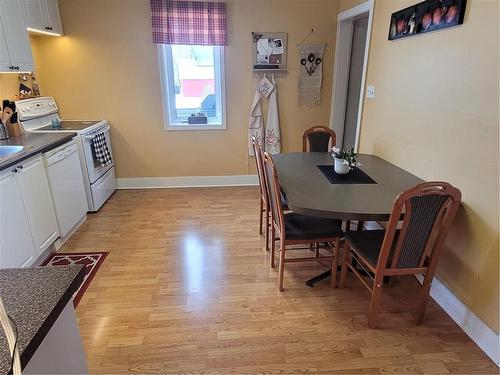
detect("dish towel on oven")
[91,132,113,166]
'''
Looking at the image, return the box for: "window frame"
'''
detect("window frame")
[158,44,227,131]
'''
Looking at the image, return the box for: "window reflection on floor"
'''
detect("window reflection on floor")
[183,234,223,294]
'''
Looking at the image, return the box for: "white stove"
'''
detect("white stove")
[16,97,117,212]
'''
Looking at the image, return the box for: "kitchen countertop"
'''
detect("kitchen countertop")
[0,132,77,172]
[0,266,85,374]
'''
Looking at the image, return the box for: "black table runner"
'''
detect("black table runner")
[317,165,377,185]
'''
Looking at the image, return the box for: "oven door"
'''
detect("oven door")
[81,124,114,184]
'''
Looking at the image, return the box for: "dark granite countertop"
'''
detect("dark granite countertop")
[0,266,85,374]
[0,132,77,172]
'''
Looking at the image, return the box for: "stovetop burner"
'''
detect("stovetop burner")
[38,120,103,131]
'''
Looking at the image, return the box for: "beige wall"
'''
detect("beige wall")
[357,0,499,331]
[0,74,20,102]
[29,0,339,178]
[339,0,366,13]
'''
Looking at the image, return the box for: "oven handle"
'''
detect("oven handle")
[83,125,111,141]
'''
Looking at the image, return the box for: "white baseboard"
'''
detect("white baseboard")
[416,274,499,366]
[117,175,259,189]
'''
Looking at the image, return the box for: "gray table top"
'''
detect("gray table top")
[273,153,424,221]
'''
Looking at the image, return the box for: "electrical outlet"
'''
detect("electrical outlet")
[366,85,375,99]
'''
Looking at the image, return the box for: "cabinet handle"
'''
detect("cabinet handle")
[17,165,23,170]
[11,168,17,174]
[45,26,53,31]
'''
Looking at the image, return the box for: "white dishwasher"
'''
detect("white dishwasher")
[44,140,87,246]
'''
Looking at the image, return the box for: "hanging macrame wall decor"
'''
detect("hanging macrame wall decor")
[298,42,326,106]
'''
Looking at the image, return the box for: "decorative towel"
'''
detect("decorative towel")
[91,132,113,166]
[265,77,281,154]
[298,43,326,106]
[248,89,264,156]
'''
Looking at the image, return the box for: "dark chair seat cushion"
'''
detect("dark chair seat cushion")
[284,213,342,240]
[280,188,289,210]
[345,229,400,267]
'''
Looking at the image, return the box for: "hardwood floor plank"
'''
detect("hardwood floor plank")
[59,188,497,374]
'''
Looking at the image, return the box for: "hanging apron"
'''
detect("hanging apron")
[265,77,281,154]
[248,89,264,156]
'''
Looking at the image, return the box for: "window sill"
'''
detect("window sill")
[165,123,226,131]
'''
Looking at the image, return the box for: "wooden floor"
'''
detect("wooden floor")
[62,188,496,374]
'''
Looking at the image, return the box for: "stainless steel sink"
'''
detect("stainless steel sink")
[0,145,26,160]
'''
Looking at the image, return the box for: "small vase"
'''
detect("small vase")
[334,157,350,174]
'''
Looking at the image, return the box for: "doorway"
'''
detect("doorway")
[329,1,373,151]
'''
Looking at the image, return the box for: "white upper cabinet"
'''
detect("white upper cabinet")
[21,0,45,31]
[22,0,63,35]
[0,16,11,71]
[0,0,34,72]
[45,0,63,35]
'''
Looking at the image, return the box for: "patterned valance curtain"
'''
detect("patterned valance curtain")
[151,0,227,46]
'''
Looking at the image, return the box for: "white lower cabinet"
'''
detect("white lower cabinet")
[0,169,37,268]
[0,154,60,268]
[16,155,59,256]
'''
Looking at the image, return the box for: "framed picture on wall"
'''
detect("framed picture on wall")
[388,0,467,41]
[252,32,288,73]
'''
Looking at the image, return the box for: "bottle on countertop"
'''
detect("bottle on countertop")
[51,117,61,129]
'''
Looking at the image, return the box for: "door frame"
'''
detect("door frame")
[329,0,374,151]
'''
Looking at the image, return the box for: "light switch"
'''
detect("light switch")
[366,85,375,99]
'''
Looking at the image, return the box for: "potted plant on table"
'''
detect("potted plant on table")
[331,147,360,174]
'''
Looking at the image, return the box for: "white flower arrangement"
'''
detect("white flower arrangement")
[331,146,361,169]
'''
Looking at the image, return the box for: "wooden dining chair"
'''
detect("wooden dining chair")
[339,182,462,328]
[251,137,270,251]
[263,152,343,291]
[302,126,337,152]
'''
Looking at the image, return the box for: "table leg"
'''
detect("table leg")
[305,269,332,287]
[305,266,391,287]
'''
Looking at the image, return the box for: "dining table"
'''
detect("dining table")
[272,152,424,286]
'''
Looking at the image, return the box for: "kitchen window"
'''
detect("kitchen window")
[158,44,226,130]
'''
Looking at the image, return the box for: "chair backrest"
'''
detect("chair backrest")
[263,152,285,232]
[377,182,462,273]
[251,136,268,204]
[302,126,337,152]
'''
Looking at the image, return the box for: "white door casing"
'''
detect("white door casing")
[329,0,374,151]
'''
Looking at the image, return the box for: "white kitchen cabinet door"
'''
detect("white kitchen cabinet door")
[0,16,11,71]
[16,155,59,256]
[44,0,63,35]
[0,169,37,268]
[0,0,34,72]
[21,0,45,32]
[21,0,63,36]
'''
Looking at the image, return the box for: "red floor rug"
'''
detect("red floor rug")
[40,252,108,307]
